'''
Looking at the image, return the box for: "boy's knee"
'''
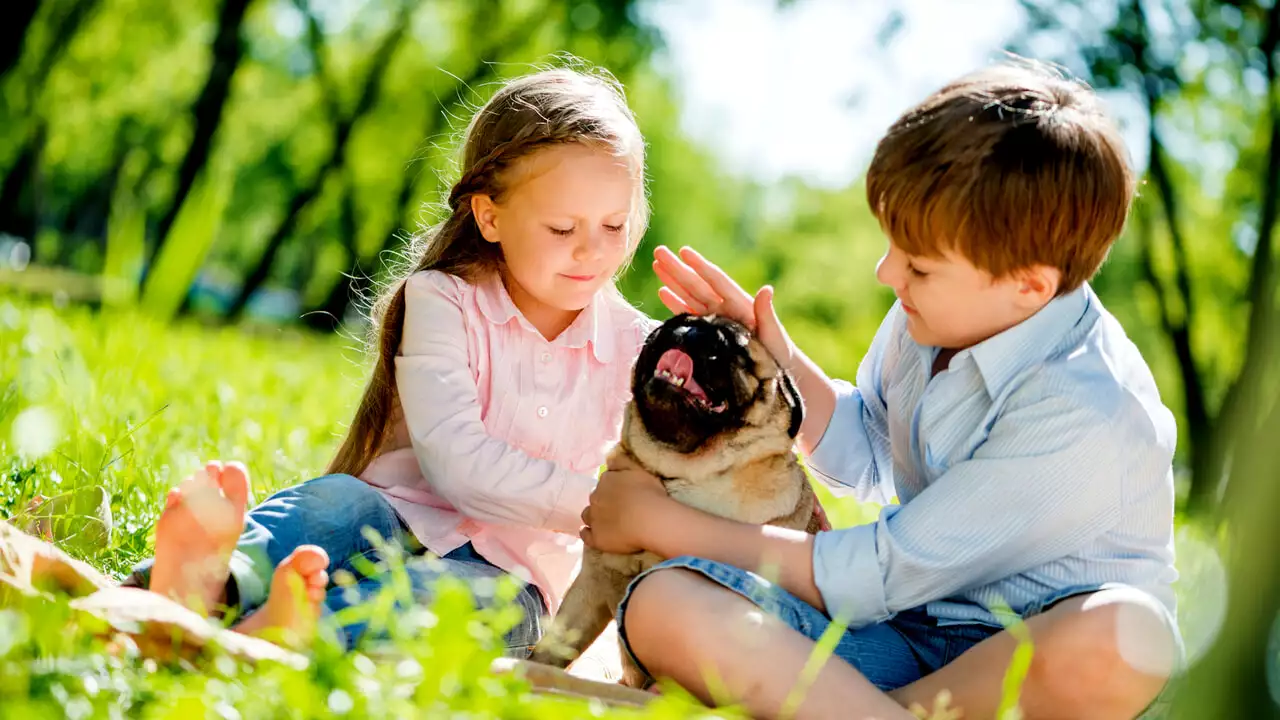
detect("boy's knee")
[1030,588,1176,717]
[621,568,730,675]
[622,571,694,652]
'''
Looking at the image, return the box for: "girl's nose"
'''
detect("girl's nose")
[574,227,608,262]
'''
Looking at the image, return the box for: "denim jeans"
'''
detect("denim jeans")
[125,473,545,655]
[616,555,1002,692]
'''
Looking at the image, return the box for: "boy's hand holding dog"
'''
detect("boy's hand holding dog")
[579,453,670,555]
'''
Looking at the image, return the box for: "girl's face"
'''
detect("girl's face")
[472,143,638,340]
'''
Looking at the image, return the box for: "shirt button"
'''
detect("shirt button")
[540,352,551,363]
[537,406,548,418]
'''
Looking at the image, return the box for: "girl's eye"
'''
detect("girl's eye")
[604,224,625,234]
[549,226,574,237]
[908,264,928,277]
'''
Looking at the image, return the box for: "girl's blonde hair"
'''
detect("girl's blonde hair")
[327,66,648,478]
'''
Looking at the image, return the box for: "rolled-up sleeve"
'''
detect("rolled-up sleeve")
[811,392,1133,628]
[394,272,596,536]
[804,309,896,503]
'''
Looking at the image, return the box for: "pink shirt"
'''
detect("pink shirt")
[358,269,654,613]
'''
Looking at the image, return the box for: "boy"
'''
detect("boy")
[581,60,1181,719]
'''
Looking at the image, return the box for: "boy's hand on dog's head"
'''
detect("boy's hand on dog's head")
[652,245,795,370]
[580,462,669,555]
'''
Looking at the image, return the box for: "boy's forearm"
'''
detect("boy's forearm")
[641,496,828,613]
[786,346,837,455]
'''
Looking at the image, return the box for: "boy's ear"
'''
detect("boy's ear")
[471,195,500,244]
[1016,265,1060,306]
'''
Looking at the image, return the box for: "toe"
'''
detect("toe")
[307,567,329,587]
[289,545,330,575]
[217,462,252,515]
[164,488,183,510]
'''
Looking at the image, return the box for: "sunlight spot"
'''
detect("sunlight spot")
[8,240,29,271]
[353,653,376,676]
[240,419,262,442]
[0,610,28,656]
[355,676,380,699]
[327,689,354,714]
[1109,590,1179,677]
[396,658,422,679]
[215,654,237,677]
[216,382,237,407]
[0,301,19,329]
[1172,525,1229,667]
[12,406,60,459]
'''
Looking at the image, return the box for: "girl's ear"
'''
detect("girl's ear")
[471,195,500,244]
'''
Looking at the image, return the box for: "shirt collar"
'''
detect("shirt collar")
[964,282,1093,394]
[474,273,615,363]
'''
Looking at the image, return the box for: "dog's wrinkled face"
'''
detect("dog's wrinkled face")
[631,314,803,454]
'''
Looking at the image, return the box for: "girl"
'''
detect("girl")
[124,66,657,659]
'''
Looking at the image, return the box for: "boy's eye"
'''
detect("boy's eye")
[548,225,574,237]
[908,264,928,277]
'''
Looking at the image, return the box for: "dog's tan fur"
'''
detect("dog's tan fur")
[529,320,819,688]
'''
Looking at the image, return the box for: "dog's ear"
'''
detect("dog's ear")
[779,370,804,438]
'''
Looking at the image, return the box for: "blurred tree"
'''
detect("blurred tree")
[222,0,412,320]
[1018,0,1280,517]
[140,0,254,281]
[0,0,104,259]
[298,0,546,331]
[0,1,41,82]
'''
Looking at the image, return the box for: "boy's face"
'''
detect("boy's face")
[874,241,1058,351]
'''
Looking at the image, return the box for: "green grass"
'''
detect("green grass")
[1,295,750,719]
[0,293,1232,719]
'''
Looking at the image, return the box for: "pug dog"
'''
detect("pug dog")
[529,313,822,688]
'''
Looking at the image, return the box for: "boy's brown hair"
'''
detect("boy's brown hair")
[865,57,1134,293]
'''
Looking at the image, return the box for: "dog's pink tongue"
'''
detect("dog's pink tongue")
[657,349,693,380]
[656,349,708,400]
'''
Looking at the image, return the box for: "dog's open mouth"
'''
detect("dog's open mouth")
[655,349,727,413]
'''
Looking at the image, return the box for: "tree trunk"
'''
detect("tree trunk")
[0,0,40,81]
[297,3,533,329]
[140,0,252,280]
[1187,0,1280,516]
[224,7,410,321]
[0,126,40,248]
[300,176,362,332]
[0,0,102,243]
[1143,133,1212,497]
[1172,396,1280,719]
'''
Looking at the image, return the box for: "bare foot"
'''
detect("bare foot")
[233,545,329,648]
[149,461,250,615]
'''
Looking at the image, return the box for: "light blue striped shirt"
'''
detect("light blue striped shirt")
[807,283,1179,635]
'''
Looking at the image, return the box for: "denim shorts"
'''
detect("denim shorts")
[615,555,1004,692]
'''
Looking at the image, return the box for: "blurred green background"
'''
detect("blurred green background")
[1,0,1278,717]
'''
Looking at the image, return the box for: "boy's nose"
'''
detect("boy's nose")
[875,253,903,291]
